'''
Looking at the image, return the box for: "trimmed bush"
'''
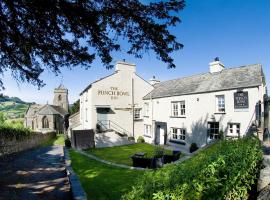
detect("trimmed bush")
[190,142,198,153]
[0,122,32,141]
[65,138,71,148]
[123,137,262,200]
[137,136,145,143]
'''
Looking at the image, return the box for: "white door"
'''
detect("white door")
[156,125,165,145]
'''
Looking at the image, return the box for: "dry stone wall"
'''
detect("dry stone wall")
[0,132,55,157]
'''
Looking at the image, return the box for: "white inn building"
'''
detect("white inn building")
[71,59,267,149]
[75,61,153,143]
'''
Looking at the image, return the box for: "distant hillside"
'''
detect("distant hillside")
[0,94,34,119]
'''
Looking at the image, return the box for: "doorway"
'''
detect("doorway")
[155,122,167,145]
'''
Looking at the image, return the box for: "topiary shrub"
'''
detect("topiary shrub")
[137,136,145,143]
[189,142,198,153]
[65,138,71,148]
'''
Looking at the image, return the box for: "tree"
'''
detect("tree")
[0,0,185,89]
[69,99,80,115]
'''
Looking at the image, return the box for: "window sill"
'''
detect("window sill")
[143,116,149,118]
[169,139,186,145]
[170,116,186,118]
[143,135,151,138]
[134,119,143,121]
[214,112,226,115]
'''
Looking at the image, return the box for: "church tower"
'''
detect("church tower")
[53,84,69,112]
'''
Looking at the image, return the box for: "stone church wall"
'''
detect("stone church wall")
[0,132,55,157]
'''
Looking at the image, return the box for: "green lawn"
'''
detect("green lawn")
[86,143,173,166]
[41,134,65,147]
[70,150,145,200]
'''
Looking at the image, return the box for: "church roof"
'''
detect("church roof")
[25,104,43,117]
[38,104,68,116]
[143,64,264,100]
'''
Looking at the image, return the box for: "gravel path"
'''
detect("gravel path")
[0,146,71,200]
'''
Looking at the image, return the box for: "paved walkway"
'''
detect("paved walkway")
[0,146,71,200]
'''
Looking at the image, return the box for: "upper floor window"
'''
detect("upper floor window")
[144,103,149,116]
[85,91,88,102]
[58,95,62,101]
[134,108,142,120]
[171,101,185,117]
[171,128,186,141]
[216,95,225,113]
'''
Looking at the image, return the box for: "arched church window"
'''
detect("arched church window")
[42,116,49,129]
[58,95,62,101]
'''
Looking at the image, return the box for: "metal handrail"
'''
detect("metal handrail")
[97,120,132,136]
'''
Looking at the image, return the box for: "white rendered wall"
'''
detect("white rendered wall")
[143,86,266,147]
[80,63,153,138]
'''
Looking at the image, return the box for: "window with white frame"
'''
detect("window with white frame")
[216,95,225,113]
[171,128,186,141]
[171,101,185,117]
[144,124,151,137]
[134,108,142,119]
[144,103,149,116]
[207,122,219,140]
[228,123,240,136]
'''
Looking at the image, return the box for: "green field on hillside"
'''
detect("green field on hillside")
[0,95,32,119]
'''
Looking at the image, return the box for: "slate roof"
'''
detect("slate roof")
[25,104,43,117]
[38,104,68,116]
[143,64,264,100]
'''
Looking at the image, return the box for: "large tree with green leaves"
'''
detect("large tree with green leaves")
[0,0,185,89]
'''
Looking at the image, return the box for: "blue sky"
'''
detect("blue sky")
[2,0,270,104]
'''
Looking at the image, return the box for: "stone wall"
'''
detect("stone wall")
[0,132,55,157]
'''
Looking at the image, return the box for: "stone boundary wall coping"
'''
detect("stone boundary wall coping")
[64,147,87,200]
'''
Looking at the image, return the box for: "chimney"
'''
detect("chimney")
[209,57,225,73]
[149,76,160,87]
[115,61,136,73]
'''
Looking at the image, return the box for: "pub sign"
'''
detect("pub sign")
[234,91,249,109]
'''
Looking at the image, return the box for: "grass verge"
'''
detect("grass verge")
[41,134,65,147]
[70,150,145,200]
[86,143,174,166]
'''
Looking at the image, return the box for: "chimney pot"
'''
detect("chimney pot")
[209,58,225,73]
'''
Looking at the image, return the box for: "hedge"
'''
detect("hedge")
[123,137,262,200]
[0,123,32,140]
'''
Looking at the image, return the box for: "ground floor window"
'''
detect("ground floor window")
[228,123,240,136]
[207,122,219,140]
[171,127,186,141]
[42,116,49,129]
[144,124,151,137]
